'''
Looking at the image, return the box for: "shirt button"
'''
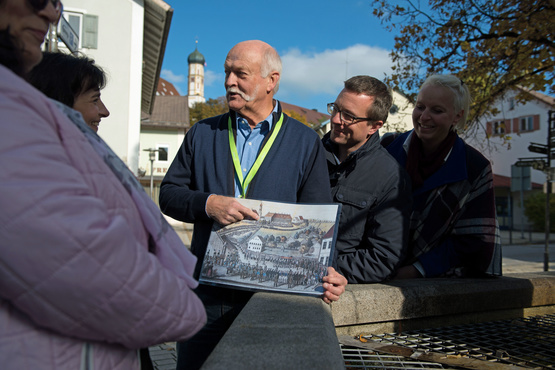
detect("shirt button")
[243,168,247,172]
[337,194,344,199]
[248,142,252,146]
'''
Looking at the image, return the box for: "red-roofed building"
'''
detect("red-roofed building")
[493,174,542,190]
[138,82,190,203]
[157,78,180,96]
[280,101,330,129]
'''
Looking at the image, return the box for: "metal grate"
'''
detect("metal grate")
[342,345,454,369]
[341,313,555,369]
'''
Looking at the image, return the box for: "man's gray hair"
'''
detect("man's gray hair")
[260,46,282,95]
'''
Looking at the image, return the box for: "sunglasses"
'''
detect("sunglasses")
[28,0,63,21]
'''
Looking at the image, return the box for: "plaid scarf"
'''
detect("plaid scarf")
[406,130,457,189]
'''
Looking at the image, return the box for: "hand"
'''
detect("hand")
[321,266,347,304]
[206,194,259,226]
[393,265,423,279]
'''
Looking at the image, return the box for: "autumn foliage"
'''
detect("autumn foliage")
[189,97,228,125]
[371,0,555,134]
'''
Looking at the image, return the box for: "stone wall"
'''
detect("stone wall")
[201,272,555,369]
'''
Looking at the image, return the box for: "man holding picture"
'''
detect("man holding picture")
[159,39,347,370]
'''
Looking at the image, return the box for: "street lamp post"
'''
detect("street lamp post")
[143,148,159,199]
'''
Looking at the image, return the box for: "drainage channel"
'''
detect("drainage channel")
[340,313,555,369]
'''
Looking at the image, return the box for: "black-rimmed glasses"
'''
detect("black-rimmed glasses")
[28,0,63,22]
[327,103,372,125]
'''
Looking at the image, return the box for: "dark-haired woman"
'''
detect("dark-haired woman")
[28,51,110,132]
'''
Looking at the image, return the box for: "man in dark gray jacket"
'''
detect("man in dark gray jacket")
[322,75,412,283]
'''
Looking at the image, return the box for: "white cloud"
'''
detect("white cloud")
[279,44,393,99]
[161,69,186,95]
[204,69,223,87]
[161,69,185,84]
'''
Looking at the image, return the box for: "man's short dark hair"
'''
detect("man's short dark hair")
[27,52,106,107]
[344,75,393,123]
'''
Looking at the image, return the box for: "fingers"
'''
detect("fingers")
[206,195,259,226]
[238,206,260,221]
[321,267,347,303]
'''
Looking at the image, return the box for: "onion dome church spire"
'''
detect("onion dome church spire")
[187,40,206,108]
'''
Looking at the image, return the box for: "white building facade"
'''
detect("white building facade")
[53,0,172,175]
[465,89,555,230]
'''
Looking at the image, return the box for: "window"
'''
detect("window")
[67,13,81,38]
[493,121,505,135]
[59,11,98,50]
[495,197,509,217]
[520,116,533,131]
[509,98,515,110]
[156,145,169,162]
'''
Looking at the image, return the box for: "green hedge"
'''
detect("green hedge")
[524,191,555,232]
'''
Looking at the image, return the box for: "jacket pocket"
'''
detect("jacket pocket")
[333,186,377,239]
[333,186,377,209]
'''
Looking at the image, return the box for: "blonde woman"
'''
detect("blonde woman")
[387,74,501,279]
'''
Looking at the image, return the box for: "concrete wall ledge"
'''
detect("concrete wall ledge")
[202,292,343,370]
[332,272,555,335]
[202,272,555,369]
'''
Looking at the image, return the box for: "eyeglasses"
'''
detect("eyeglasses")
[28,0,63,22]
[327,103,372,125]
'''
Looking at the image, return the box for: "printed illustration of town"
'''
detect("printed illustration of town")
[200,199,340,297]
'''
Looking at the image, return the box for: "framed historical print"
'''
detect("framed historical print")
[199,198,341,297]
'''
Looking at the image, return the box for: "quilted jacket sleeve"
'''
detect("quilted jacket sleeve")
[0,74,206,349]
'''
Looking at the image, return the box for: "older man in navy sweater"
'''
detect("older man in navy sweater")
[160,40,347,370]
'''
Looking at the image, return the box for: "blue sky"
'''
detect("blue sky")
[160,0,398,114]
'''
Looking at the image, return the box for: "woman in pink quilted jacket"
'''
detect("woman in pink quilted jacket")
[0,1,206,369]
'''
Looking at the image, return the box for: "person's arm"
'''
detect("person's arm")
[417,165,500,277]
[159,127,258,226]
[159,127,213,223]
[0,97,206,349]
[336,170,412,283]
[297,136,333,203]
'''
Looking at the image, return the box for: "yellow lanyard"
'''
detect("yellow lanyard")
[228,113,284,198]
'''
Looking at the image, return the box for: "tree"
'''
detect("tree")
[189,97,228,125]
[524,191,555,232]
[283,109,310,127]
[371,0,555,136]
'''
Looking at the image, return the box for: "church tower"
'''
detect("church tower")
[187,41,206,108]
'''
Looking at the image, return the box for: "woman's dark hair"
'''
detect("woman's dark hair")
[27,52,107,107]
[0,28,25,76]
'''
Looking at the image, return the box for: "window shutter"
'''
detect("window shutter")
[486,121,492,136]
[533,114,540,131]
[82,14,98,49]
[504,119,511,133]
[513,118,519,133]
